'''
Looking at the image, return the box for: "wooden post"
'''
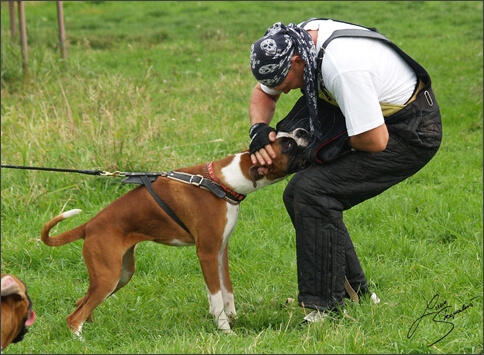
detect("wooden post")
[56,1,67,59]
[17,0,28,71]
[9,1,16,38]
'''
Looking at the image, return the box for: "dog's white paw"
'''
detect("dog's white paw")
[220,329,236,336]
[72,324,85,341]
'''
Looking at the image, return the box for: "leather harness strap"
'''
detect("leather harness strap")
[166,165,245,204]
[165,171,226,199]
[122,164,246,204]
[121,162,247,234]
[139,174,191,235]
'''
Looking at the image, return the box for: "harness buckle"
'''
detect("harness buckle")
[189,175,204,186]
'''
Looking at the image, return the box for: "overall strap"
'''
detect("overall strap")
[320,28,431,86]
[299,17,377,32]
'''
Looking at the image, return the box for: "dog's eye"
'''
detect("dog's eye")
[281,138,294,151]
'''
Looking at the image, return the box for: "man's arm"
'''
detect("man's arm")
[347,123,389,152]
[249,83,280,125]
[249,83,281,165]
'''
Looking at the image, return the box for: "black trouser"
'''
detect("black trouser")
[282,86,442,311]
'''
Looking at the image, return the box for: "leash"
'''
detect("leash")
[1,163,245,204]
[0,164,128,177]
[0,163,173,179]
[1,162,246,234]
[1,163,189,233]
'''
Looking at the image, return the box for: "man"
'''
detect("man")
[248,18,442,322]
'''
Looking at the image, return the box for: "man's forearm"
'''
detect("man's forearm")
[249,84,279,125]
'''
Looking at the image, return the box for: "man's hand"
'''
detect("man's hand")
[249,123,277,166]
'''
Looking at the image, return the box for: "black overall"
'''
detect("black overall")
[280,21,443,311]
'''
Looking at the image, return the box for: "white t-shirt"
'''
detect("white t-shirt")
[261,19,417,137]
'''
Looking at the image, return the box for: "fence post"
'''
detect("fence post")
[17,0,28,72]
[56,1,67,59]
[9,1,16,37]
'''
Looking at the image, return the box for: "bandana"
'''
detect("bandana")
[250,22,322,143]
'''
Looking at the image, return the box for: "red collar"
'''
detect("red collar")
[206,162,246,203]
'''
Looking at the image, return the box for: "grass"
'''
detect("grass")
[1,1,482,354]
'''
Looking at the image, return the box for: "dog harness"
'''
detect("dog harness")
[121,163,246,235]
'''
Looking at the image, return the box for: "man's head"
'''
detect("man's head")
[250,21,323,144]
[250,22,315,89]
[250,23,296,88]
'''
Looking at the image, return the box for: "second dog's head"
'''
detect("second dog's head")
[1,274,36,351]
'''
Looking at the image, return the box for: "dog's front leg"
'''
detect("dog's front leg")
[220,243,236,319]
[196,242,231,332]
[219,205,240,321]
[207,289,231,332]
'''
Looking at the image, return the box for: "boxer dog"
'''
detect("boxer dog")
[40,130,310,335]
[1,274,36,351]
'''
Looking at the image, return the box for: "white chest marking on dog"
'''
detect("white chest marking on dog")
[220,153,275,194]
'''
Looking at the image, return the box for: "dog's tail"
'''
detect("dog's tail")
[40,209,85,247]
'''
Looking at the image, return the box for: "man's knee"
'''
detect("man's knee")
[283,172,315,213]
[283,176,297,220]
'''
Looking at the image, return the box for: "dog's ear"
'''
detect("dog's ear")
[249,165,269,188]
[1,275,21,297]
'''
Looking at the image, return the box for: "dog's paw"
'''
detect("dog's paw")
[220,328,236,336]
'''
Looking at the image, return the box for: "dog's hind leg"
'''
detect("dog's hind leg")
[67,281,120,335]
[114,245,137,293]
[72,245,136,325]
[66,236,129,335]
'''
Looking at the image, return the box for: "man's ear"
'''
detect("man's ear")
[292,54,302,64]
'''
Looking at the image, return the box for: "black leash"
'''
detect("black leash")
[0,164,168,178]
[1,163,191,235]
[1,164,107,176]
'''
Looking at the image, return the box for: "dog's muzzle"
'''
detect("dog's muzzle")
[276,128,311,173]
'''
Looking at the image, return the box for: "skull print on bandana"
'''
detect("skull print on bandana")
[250,22,322,145]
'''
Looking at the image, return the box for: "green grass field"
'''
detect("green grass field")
[1,1,482,354]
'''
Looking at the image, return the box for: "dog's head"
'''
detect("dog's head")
[1,274,36,351]
[248,127,310,187]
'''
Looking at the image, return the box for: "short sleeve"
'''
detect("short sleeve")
[260,84,282,96]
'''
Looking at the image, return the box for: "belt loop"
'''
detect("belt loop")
[424,90,433,106]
